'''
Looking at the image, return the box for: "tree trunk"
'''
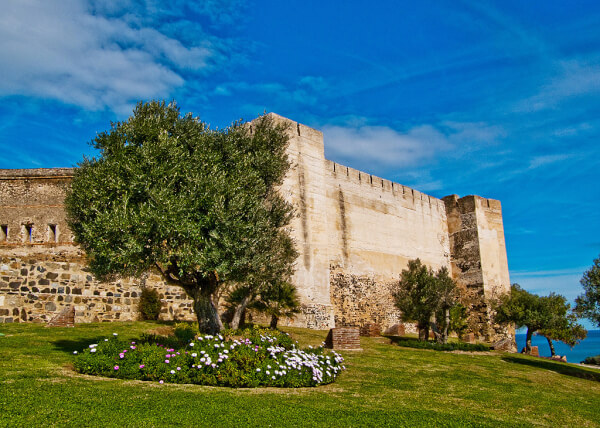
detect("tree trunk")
[193,288,222,335]
[230,294,251,330]
[430,314,443,343]
[442,308,450,344]
[525,327,533,353]
[270,314,279,329]
[546,336,556,357]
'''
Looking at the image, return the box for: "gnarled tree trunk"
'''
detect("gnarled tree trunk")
[524,327,534,353]
[193,288,222,335]
[230,294,251,330]
[546,336,556,357]
[270,314,279,329]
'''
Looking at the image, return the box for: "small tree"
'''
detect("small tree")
[431,267,460,344]
[250,281,301,329]
[66,101,296,334]
[574,254,600,327]
[495,284,581,354]
[393,259,438,341]
[539,313,587,357]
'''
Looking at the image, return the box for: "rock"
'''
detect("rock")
[384,323,405,336]
[463,333,476,343]
[491,337,517,352]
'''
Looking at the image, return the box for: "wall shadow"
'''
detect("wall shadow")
[502,355,600,382]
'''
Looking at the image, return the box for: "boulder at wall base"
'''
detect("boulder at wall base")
[463,333,476,343]
[491,337,517,352]
[550,355,568,363]
[383,323,405,336]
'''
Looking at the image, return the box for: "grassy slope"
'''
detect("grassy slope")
[0,322,599,427]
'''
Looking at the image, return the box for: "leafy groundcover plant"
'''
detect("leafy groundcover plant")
[73,327,345,388]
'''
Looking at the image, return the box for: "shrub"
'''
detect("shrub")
[174,322,197,344]
[387,337,490,352]
[73,328,345,388]
[582,355,600,365]
[138,288,162,320]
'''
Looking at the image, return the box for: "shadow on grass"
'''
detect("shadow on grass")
[52,337,110,354]
[502,354,600,382]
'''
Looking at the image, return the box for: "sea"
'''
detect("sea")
[515,329,600,363]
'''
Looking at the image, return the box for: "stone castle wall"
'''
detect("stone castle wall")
[0,114,513,342]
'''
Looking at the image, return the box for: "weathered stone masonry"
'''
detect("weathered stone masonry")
[0,114,513,342]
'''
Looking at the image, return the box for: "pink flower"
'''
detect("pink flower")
[139,364,145,369]
[166,354,171,358]
[165,359,170,363]
[114,366,119,370]
[119,354,125,359]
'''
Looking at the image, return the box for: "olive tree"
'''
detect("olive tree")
[66,101,296,334]
[495,284,585,354]
[575,254,600,327]
[393,259,460,342]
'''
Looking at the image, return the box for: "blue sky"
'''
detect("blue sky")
[0,0,598,325]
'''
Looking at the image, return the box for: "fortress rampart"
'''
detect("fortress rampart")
[0,114,512,342]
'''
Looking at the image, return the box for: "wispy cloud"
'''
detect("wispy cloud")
[515,60,600,112]
[0,0,234,113]
[321,119,505,177]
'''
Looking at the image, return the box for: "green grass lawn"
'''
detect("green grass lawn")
[1,322,599,427]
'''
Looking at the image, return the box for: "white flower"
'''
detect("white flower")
[170,370,175,374]
[266,371,270,375]
[73,351,78,354]
[113,333,118,336]
[192,353,197,357]
[90,348,97,353]
[256,368,261,372]
[189,343,195,347]
[104,339,109,342]
[89,344,97,348]
[272,376,276,380]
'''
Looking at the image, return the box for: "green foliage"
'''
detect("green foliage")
[138,288,162,320]
[393,259,438,334]
[250,281,301,328]
[575,254,600,327]
[173,322,197,344]
[73,327,344,388]
[582,355,600,365]
[388,337,490,352]
[65,101,296,333]
[495,284,585,353]
[393,259,461,342]
[448,303,469,338]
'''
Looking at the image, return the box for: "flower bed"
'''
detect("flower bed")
[73,328,345,388]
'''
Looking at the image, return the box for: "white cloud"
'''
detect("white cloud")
[0,0,220,113]
[321,120,504,171]
[322,124,450,168]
